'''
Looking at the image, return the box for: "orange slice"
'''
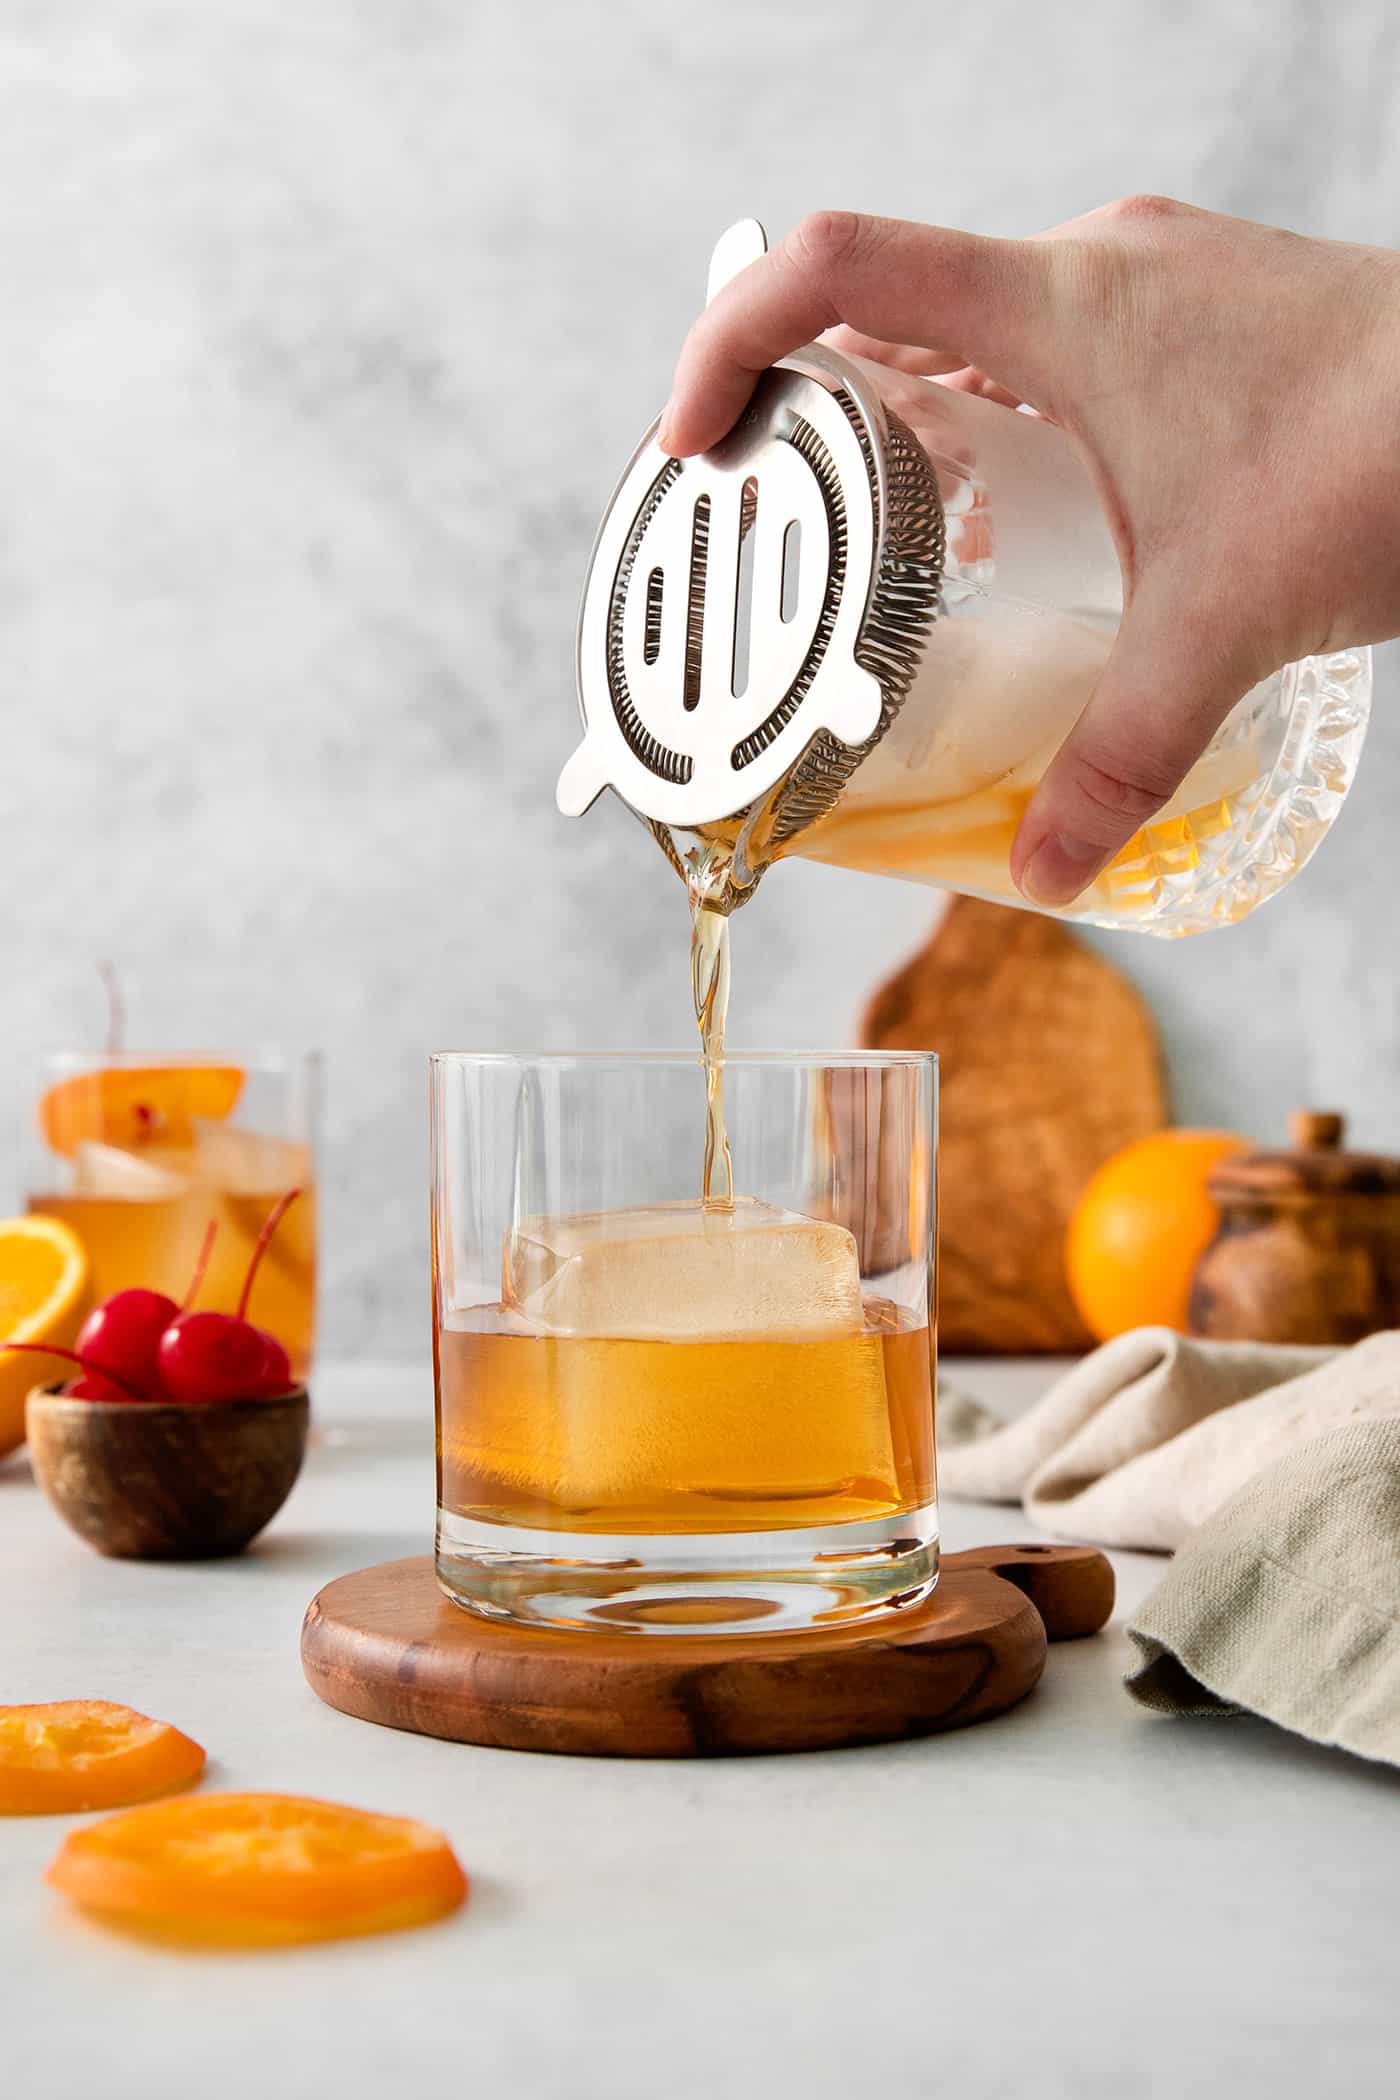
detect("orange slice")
[47,1792,468,1946]
[0,1701,205,1814]
[0,1215,90,1456]
[38,1066,245,1159]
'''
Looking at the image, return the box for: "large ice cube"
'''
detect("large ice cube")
[438,1298,898,1517]
[71,1142,188,1199]
[190,1121,311,1193]
[503,1197,865,1340]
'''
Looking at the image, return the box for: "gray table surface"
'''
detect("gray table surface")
[3,1359,1397,2100]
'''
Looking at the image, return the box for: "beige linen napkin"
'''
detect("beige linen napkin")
[940,1328,1400,1551]
[1124,1419,1400,1765]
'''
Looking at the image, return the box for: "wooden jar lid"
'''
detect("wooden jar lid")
[1208,1110,1400,1202]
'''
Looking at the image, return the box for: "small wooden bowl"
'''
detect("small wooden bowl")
[25,1385,309,1560]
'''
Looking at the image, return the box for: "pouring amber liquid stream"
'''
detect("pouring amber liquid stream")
[686,843,736,1211]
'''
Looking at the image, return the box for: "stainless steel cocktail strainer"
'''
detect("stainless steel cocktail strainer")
[557,221,946,901]
[558,220,1375,936]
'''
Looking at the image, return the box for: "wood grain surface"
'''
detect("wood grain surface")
[301,1543,1114,1759]
[858,896,1166,1351]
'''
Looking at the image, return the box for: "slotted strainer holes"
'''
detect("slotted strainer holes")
[682,494,711,712]
[642,567,664,666]
[781,518,802,622]
[731,476,760,698]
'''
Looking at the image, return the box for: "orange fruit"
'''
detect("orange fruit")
[38,1065,245,1160]
[0,1215,90,1456]
[47,1792,468,1947]
[1066,1129,1250,1342]
[0,1701,205,1815]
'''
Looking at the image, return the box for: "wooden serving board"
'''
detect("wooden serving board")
[859,895,1166,1352]
[300,1544,1114,1759]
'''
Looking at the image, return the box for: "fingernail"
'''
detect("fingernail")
[1017,834,1105,907]
[657,399,676,452]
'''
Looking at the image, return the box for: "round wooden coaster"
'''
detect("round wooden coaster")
[301,1544,1113,1759]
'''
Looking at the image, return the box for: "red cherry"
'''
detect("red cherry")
[59,1218,221,1401]
[153,1189,303,1404]
[63,1373,136,1402]
[155,1319,291,1403]
[75,1289,177,1396]
[156,1312,269,1403]
[258,1332,294,1397]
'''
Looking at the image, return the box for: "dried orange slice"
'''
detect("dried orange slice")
[47,1793,468,1946]
[38,1066,245,1159]
[0,1701,205,1814]
[0,1215,90,1456]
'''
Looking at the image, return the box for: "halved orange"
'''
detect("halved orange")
[0,1215,90,1455]
[38,1065,245,1159]
[47,1792,468,1946]
[0,1701,205,1814]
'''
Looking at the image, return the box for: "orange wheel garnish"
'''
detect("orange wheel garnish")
[38,1066,245,1159]
[47,1792,469,1946]
[0,1215,90,1455]
[0,1701,205,1815]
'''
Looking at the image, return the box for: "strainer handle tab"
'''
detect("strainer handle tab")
[556,740,610,819]
[706,219,769,303]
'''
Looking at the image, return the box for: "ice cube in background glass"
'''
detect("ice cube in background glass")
[71,1142,189,1198]
[503,1198,866,1339]
[190,1120,310,1193]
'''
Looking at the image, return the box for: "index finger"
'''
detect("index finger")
[658,211,1053,456]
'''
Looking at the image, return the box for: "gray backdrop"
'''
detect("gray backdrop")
[3,0,1397,1359]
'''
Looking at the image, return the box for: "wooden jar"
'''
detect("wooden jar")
[1189,1111,1400,1346]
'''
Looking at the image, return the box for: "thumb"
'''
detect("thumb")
[1009,579,1260,909]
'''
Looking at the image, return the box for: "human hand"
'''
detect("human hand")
[659,201,1400,905]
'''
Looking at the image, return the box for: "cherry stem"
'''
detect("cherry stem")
[98,961,125,1059]
[236,1187,303,1323]
[0,1341,141,1398]
[181,1219,219,1314]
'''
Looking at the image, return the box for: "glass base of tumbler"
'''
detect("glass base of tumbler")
[435,1507,939,1636]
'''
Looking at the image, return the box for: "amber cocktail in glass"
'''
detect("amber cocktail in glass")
[431,1051,936,1636]
[28,1050,318,1381]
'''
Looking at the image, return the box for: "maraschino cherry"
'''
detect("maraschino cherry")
[72,1289,178,1395]
[157,1190,302,1404]
[2,1192,301,1406]
[64,1373,134,1401]
[59,1220,217,1398]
